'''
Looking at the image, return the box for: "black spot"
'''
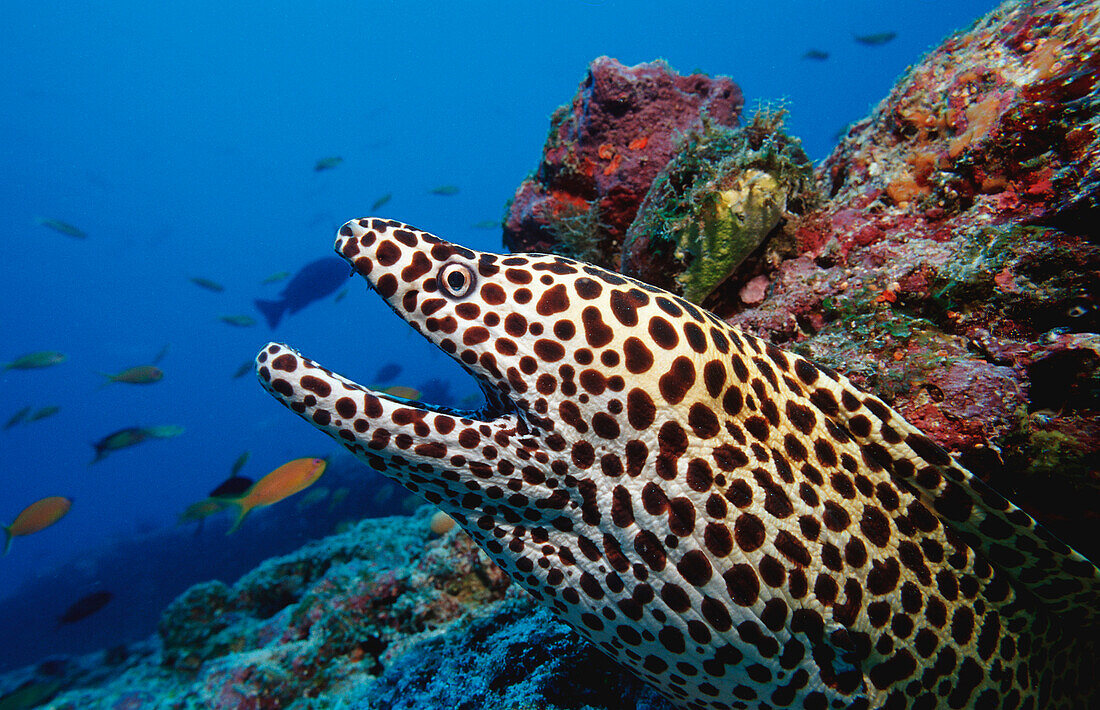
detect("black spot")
[535,284,570,315]
[907,432,951,465]
[649,316,679,350]
[704,523,733,557]
[809,388,839,415]
[658,357,696,405]
[626,388,656,430]
[713,444,749,471]
[591,412,620,440]
[661,583,691,612]
[743,415,769,441]
[533,339,566,362]
[655,296,682,317]
[774,530,811,566]
[724,480,754,510]
[677,549,713,586]
[688,404,720,439]
[609,289,647,327]
[734,513,765,551]
[634,530,667,570]
[575,277,603,299]
[611,485,634,527]
[623,337,654,374]
[785,401,817,435]
[724,563,760,606]
[676,455,709,492]
[581,306,615,348]
[722,387,743,416]
[683,322,707,353]
[860,506,892,547]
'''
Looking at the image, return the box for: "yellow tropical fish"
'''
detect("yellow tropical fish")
[35,217,86,238]
[3,496,72,554]
[3,351,66,370]
[177,497,233,524]
[189,277,225,292]
[314,156,343,171]
[370,193,392,211]
[295,486,330,510]
[224,457,327,534]
[99,365,164,385]
[219,314,257,327]
[3,406,32,430]
[261,271,290,285]
[382,385,421,400]
[25,405,60,422]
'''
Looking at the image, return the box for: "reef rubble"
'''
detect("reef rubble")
[0,508,670,709]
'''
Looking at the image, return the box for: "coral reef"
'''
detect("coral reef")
[503,56,743,268]
[622,108,816,303]
[0,510,668,709]
[728,0,1100,555]
[504,0,1100,557]
[821,0,1099,229]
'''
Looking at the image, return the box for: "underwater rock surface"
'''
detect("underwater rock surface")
[503,56,743,269]
[505,0,1100,558]
[0,510,668,709]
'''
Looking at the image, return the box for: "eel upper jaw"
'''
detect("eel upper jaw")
[255,339,511,430]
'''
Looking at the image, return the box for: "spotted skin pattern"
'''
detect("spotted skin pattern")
[257,218,1099,709]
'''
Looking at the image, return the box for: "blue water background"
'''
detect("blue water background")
[1,0,995,662]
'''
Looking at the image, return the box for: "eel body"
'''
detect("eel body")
[257,218,1100,709]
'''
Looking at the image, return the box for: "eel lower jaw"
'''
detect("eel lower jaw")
[255,342,500,426]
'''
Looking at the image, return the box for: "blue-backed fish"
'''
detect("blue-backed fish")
[90,425,183,463]
[258,218,1100,709]
[254,257,349,329]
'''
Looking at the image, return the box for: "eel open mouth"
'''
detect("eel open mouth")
[255,217,528,476]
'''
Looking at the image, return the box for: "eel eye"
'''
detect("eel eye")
[439,262,476,298]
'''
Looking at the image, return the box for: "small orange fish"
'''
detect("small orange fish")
[3,496,72,554]
[224,457,327,534]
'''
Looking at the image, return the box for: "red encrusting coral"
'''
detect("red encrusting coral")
[503,56,743,268]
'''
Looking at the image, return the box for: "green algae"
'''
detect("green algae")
[1003,407,1093,484]
[626,107,816,303]
[546,199,610,267]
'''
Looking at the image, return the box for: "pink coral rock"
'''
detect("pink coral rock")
[503,56,742,268]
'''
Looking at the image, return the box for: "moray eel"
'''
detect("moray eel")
[258,218,1100,709]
